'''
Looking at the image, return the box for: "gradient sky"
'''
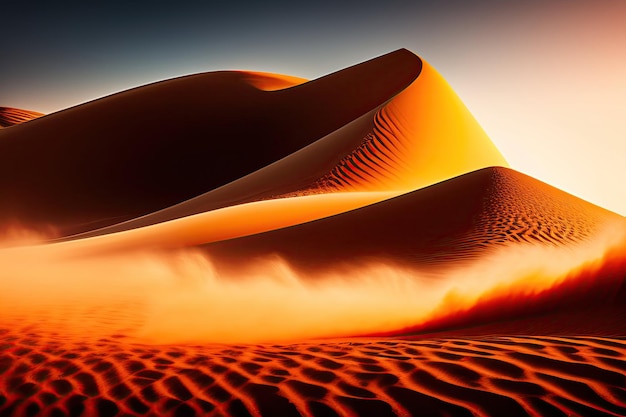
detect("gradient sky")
[2,0,625,215]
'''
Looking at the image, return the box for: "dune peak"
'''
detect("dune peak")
[1,48,625,417]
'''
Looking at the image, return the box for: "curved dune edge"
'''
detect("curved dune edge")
[388,230,626,338]
[241,71,309,91]
[1,168,623,346]
[307,60,507,194]
[201,167,621,274]
[59,107,393,240]
[43,191,401,255]
[0,49,423,235]
[0,107,44,127]
[40,163,620,260]
[66,55,507,241]
[1,49,625,417]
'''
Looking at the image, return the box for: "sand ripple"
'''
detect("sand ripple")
[0,107,43,127]
[1,330,625,416]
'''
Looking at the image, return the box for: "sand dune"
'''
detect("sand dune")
[0,107,44,128]
[202,167,619,270]
[1,167,622,343]
[0,48,507,238]
[1,48,625,417]
[0,49,422,235]
[32,166,621,263]
[67,53,506,240]
[195,166,626,339]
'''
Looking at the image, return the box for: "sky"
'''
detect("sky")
[2,0,625,215]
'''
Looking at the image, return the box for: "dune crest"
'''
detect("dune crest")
[203,167,620,271]
[1,49,625,417]
[0,106,44,127]
[241,71,308,91]
[0,49,422,235]
[0,49,508,240]
[308,61,507,193]
[59,51,507,240]
[1,168,622,346]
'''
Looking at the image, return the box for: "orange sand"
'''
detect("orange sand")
[0,107,44,127]
[1,330,625,416]
[0,49,624,417]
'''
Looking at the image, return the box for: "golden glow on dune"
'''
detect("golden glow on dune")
[437,2,626,216]
[418,222,626,331]
[3,48,626,417]
[1,220,623,344]
[309,60,508,195]
[141,225,626,343]
[49,192,399,254]
[241,71,308,91]
[0,50,623,350]
[380,60,508,189]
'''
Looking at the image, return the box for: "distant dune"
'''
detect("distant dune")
[0,48,505,237]
[0,50,421,234]
[199,166,626,338]
[0,107,44,127]
[1,49,625,417]
[203,167,618,270]
[70,54,505,241]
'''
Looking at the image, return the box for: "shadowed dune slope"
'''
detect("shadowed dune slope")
[0,107,44,127]
[195,166,626,336]
[0,50,421,235]
[3,48,625,417]
[68,55,506,240]
[203,167,621,270]
[1,48,508,239]
[43,165,621,266]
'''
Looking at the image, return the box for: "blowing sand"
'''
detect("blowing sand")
[1,49,624,416]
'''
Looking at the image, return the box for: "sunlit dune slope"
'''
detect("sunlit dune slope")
[2,45,626,417]
[69,55,507,240]
[203,167,620,270]
[187,166,625,338]
[20,166,621,344]
[0,48,507,239]
[0,107,44,127]
[0,50,421,234]
[43,163,612,258]
[2,167,623,344]
[36,165,621,269]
